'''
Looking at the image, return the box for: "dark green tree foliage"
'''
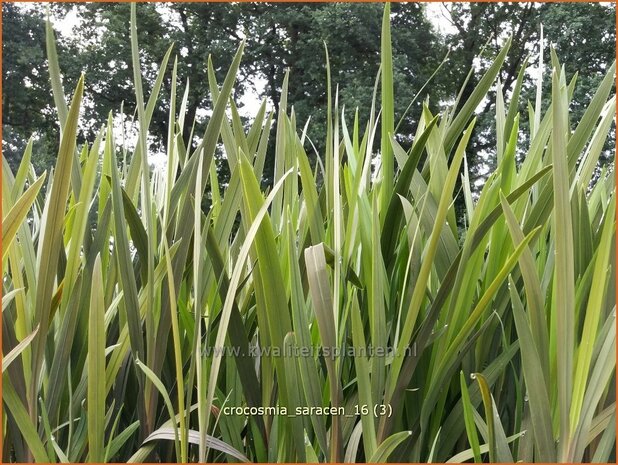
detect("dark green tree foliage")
[540,2,615,116]
[538,2,616,169]
[2,3,60,173]
[442,2,615,182]
[3,3,445,180]
[2,3,615,188]
[70,3,250,141]
[244,3,447,150]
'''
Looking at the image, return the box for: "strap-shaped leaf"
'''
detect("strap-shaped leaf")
[87,255,106,462]
[508,277,555,462]
[2,173,46,260]
[30,74,84,420]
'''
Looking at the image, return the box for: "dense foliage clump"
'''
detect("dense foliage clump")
[2,4,615,463]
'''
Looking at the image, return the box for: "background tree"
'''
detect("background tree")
[3,2,615,189]
[245,3,448,146]
[3,3,446,176]
[440,2,615,183]
[2,3,60,173]
[537,2,615,170]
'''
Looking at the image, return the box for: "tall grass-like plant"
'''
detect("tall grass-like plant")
[2,4,615,463]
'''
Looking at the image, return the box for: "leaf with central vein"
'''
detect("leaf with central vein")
[204,225,266,441]
[30,74,84,424]
[202,166,292,460]
[2,173,46,261]
[286,219,328,455]
[386,119,475,402]
[551,65,575,459]
[444,38,511,153]
[304,242,343,461]
[508,277,555,462]
[87,255,106,463]
[108,116,144,363]
[500,192,549,377]
[420,225,541,431]
[238,151,293,389]
[351,294,377,459]
[380,2,394,215]
[2,325,39,373]
[381,115,438,266]
[460,371,482,463]
[571,195,615,430]
[3,375,49,462]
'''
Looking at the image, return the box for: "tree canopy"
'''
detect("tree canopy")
[3,2,615,185]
